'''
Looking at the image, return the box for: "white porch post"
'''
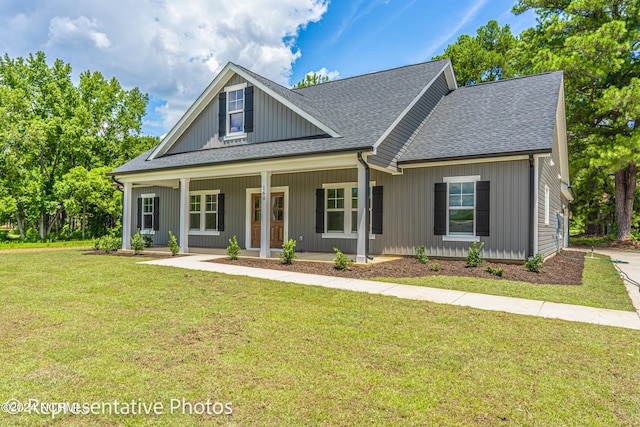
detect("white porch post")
[122,182,132,250]
[179,177,190,253]
[356,161,367,264]
[260,171,271,258]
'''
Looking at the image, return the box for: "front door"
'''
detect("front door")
[251,192,285,248]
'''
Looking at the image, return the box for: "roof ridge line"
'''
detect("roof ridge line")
[458,71,563,89]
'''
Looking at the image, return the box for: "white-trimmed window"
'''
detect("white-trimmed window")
[225,83,247,139]
[322,182,373,238]
[189,190,220,235]
[544,185,550,225]
[442,176,481,242]
[140,193,155,233]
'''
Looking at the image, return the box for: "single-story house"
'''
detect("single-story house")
[109,58,573,262]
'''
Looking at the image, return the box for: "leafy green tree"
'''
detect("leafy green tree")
[0,51,151,239]
[433,20,519,86]
[293,72,330,88]
[514,0,640,240]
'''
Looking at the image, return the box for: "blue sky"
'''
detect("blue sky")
[0,0,537,138]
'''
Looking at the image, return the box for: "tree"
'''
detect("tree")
[0,51,152,239]
[293,72,330,88]
[514,0,640,240]
[433,20,519,86]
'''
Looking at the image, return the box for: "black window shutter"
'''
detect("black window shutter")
[315,189,324,233]
[136,198,142,231]
[372,186,383,235]
[476,181,490,236]
[218,92,226,137]
[244,86,253,133]
[153,197,160,231]
[217,193,225,231]
[434,183,447,235]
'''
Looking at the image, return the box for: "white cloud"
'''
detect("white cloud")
[0,0,329,134]
[308,67,340,80]
[47,16,111,50]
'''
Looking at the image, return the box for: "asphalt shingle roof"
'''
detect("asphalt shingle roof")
[111,60,449,175]
[399,71,563,163]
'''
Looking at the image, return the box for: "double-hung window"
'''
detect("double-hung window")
[189,190,220,235]
[436,176,489,241]
[139,193,157,233]
[321,182,375,238]
[227,88,244,135]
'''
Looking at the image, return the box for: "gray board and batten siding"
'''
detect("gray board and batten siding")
[537,128,563,257]
[369,72,451,171]
[131,160,530,260]
[166,74,325,155]
[131,186,180,246]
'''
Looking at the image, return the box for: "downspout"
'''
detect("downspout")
[111,176,124,192]
[528,154,535,258]
[357,152,373,260]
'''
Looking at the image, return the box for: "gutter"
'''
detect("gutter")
[111,176,124,192]
[357,152,373,260]
[529,154,535,258]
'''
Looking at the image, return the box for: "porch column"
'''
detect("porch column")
[122,181,132,250]
[260,171,271,258]
[356,161,368,264]
[179,177,190,253]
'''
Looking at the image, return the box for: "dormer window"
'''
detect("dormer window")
[227,88,244,134]
[219,83,253,140]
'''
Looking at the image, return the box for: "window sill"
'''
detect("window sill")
[188,231,220,236]
[141,229,155,235]
[224,133,246,141]
[442,235,479,242]
[321,233,375,240]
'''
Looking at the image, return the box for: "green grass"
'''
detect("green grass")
[0,240,92,250]
[1,250,640,426]
[570,234,614,246]
[374,254,634,311]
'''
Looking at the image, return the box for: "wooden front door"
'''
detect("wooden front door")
[251,192,284,248]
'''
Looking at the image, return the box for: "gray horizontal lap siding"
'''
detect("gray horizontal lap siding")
[369,73,450,171]
[166,74,324,155]
[369,160,530,260]
[131,186,180,245]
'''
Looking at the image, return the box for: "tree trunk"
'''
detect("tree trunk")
[39,213,45,240]
[14,210,25,239]
[615,162,637,240]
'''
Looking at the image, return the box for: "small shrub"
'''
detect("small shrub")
[525,253,544,273]
[466,241,485,267]
[142,233,154,248]
[92,238,101,250]
[25,228,39,243]
[415,245,429,264]
[226,235,241,260]
[333,247,354,271]
[100,235,121,254]
[168,231,179,256]
[130,229,145,255]
[279,239,296,265]
[429,262,440,271]
[484,266,503,277]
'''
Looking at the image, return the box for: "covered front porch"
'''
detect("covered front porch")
[118,152,377,264]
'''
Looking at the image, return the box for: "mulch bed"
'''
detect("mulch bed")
[85,250,182,258]
[212,250,586,286]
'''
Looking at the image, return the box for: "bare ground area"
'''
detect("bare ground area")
[212,250,586,286]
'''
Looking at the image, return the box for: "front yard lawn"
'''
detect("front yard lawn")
[1,250,639,426]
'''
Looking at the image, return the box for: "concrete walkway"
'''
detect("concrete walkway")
[140,253,640,331]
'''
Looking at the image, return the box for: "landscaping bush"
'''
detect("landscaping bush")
[525,253,544,273]
[142,233,154,248]
[99,235,121,254]
[279,239,296,265]
[227,235,241,260]
[415,245,428,264]
[333,247,353,271]
[168,231,179,256]
[484,266,503,277]
[466,241,485,267]
[130,230,145,255]
[429,262,440,271]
